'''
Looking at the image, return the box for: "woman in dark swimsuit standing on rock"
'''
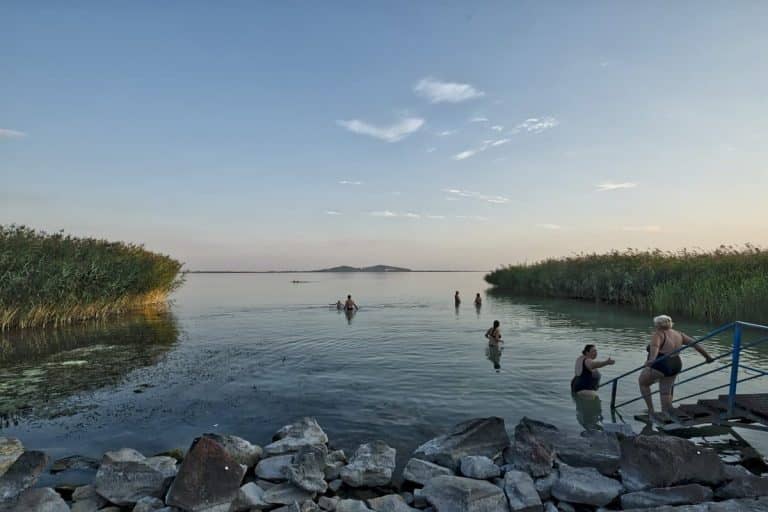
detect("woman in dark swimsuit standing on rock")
[639,315,714,419]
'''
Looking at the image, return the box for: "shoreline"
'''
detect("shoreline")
[1,416,766,511]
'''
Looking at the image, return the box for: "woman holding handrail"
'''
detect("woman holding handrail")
[639,314,714,419]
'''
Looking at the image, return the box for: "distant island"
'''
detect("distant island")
[315,264,411,273]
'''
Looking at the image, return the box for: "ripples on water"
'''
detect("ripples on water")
[1,272,766,465]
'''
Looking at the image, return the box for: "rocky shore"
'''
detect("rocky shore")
[1,416,767,512]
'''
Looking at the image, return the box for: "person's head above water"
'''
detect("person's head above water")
[654,314,673,330]
[347,294,352,299]
[582,344,597,358]
[493,320,500,328]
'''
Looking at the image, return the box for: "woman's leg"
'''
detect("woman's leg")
[638,368,656,414]
[659,376,676,413]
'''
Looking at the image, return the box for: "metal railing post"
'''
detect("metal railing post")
[728,323,742,417]
[611,380,618,410]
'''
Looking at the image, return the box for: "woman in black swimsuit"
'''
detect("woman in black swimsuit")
[571,344,615,397]
[639,315,714,418]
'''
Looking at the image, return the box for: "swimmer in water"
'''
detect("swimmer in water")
[344,294,359,311]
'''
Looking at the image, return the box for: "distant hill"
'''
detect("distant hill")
[315,264,411,273]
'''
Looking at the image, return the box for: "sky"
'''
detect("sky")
[2,2,767,270]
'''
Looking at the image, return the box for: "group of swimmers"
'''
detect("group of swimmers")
[570,314,714,421]
[455,291,483,307]
[334,295,359,311]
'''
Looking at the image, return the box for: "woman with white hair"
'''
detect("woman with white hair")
[639,314,714,418]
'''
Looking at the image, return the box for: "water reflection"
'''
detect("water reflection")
[573,393,604,432]
[486,341,503,372]
[344,309,356,325]
[0,307,179,426]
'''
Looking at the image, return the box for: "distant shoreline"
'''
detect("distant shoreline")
[185,270,489,274]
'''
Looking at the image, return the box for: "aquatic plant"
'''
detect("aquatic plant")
[485,245,768,323]
[0,225,183,329]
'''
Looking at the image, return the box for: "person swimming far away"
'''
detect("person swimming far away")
[571,344,615,398]
[485,320,502,342]
[474,293,482,306]
[344,294,359,311]
[454,291,461,307]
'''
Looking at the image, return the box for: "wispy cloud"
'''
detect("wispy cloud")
[469,117,489,123]
[443,188,510,204]
[370,210,398,217]
[337,117,424,142]
[596,182,637,192]
[0,128,26,139]
[452,138,509,160]
[426,147,437,153]
[414,77,484,104]
[427,215,446,220]
[369,210,426,219]
[491,125,504,132]
[453,149,478,161]
[455,215,489,222]
[325,210,341,216]
[404,212,421,219]
[339,180,363,185]
[537,223,562,230]
[511,117,559,134]
[622,225,661,232]
[438,130,457,136]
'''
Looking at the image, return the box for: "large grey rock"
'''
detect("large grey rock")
[341,441,396,488]
[367,494,419,512]
[723,465,754,481]
[94,448,177,507]
[619,435,727,492]
[325,450,348,481]
[503,470,542,512]
[621,497,768,511]
[9,487,68,512]
[423,475,509,512]
[533,473,558,501]
[132,496,165,512]
[336,499,373,512]
[716,475,768,499]
[263,482,313,505]
[165,436,246,512]
[414,418,511,472]
[621,484,714,509]
[543,503,557,512]
[230,482,269,511]
[319,496,340,511]
[287,445,328,493]
[203,433,263,468]
[70,484,107,512]
[503,419,556,478]
[273,503,302,512]
[255,454,294,481]
[552,430,620,476]
[0,451,49,501]
[551,464,622,506]
[402,458,453,486]
[0,439,23,479]
[460,456,500,480]
[265,418,329,456]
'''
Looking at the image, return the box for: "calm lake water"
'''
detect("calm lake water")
[1,272,767,473]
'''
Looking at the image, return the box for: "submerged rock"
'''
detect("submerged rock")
[165,436,246,511]
[621,484,714,509]
[459,456,500,480]
[414,418,510,472]
[423,475,508,512]
[94,448,176,507]
[402,458,454,486]
[341,441,396,488]
[9,487,68,512]
[0,439,24,479]
[203,433,263,468]
[503,470,542,512]
[265,418,329,456]
[0,451,49,501]
[551,463,622,506]
[619,435,726,491]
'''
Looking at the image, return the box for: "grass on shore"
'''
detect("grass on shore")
[0,225,183,330]
[485,245,768,323]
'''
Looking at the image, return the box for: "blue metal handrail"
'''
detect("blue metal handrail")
[601,320,768,418]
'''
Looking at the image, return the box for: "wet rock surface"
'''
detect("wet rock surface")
[341,441,396,488]
[94,448,176,507]
[551,463,623,506]
[402,458,453,486]
[414,417,510,472]
[459,456,500,480]
[423,475,509,512]
[503,470,542,512]
[265,417,329,456]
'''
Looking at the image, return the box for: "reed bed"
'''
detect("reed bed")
[0,225,183,330]
[485,245,768,323]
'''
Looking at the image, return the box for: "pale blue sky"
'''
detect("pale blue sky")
[2,2,767,270]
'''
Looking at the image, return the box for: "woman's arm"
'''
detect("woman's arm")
[585,358,615,370]
[646,333,661,366]
[682,333,714,362]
